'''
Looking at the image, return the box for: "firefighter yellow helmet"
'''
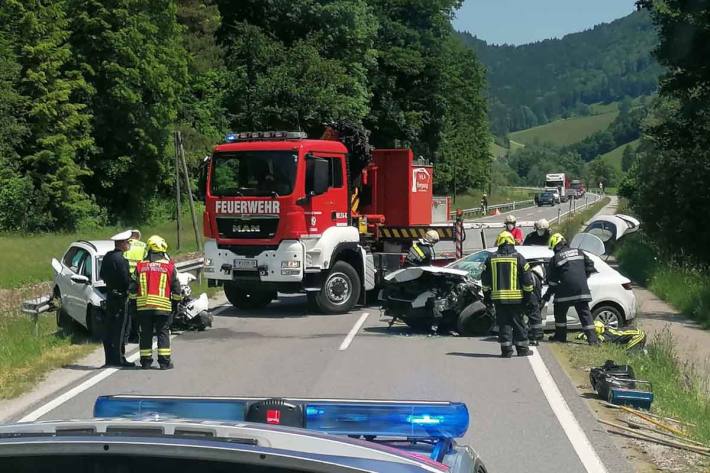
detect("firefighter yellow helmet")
[495,231,515,247]
[548,233,566,250]
[424,229,440,243]
[147,235,168,253]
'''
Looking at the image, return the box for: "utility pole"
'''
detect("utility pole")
[177,131,202,251]
[174,131,182,251]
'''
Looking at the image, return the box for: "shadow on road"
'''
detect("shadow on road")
[446,351,503,359]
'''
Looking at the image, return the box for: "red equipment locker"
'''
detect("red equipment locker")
[366,149,433,227]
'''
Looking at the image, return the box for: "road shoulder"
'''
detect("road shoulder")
[538,344,635,473]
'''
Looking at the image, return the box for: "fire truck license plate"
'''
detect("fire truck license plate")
[233,259,258,270]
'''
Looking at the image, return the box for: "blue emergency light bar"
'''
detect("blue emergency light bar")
[224,131,307,143]
[94,396,469,439]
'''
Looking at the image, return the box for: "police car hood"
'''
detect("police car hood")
[385,266,469,284]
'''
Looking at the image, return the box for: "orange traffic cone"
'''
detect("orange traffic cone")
[492,208,501,216]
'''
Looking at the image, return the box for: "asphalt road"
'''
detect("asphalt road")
[10,192,629,473]
[436,194,601,255]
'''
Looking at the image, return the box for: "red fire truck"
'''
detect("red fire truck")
[200,130,453,314]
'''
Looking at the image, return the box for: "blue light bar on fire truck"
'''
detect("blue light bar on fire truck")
[224,131,308,143]
[94,395,469,440]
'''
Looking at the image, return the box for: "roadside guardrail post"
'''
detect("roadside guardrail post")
[480,229,486,249]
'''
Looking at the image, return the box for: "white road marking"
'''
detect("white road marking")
[339,312,370,351]
[18,336,175,423]
[527,350,608,473]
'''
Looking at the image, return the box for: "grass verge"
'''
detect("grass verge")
[616,234,710,328]
[551,329,710,446]
[0,209,204,289]
[0,314,97,399]
[551,196,611,238]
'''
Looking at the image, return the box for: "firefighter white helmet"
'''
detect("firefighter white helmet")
[534,219,550,230]
[504,214,517,224]
[424,229,440,243]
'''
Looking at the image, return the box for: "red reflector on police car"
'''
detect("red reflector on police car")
[266,409,281,424]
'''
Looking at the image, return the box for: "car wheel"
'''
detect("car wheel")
[315,261,361,314]
[457,302,492,336]
[86,305,104,340]
[592,304,623,328]
[224,283,275,309]
[53,287,72,330]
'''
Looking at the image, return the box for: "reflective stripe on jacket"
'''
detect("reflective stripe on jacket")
[405,240,434,267]
[132,259,181,312]
[480,245,533,304]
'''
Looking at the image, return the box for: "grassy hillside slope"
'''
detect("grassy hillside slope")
[508,110,619,147]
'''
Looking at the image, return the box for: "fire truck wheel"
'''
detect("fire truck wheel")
[315,261,361,314]
[223,283,275,309]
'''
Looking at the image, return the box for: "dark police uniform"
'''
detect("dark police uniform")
[523,230,551,246]
[404,239,434,267]
[481,244,534,356]
[543,244,599,344]
[98,248,131,366]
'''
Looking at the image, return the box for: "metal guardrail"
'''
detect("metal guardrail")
[21,257,206,317]
[450,199,536,219]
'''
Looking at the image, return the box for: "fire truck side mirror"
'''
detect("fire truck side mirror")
[305,156,330,198]
[196,156,209,201]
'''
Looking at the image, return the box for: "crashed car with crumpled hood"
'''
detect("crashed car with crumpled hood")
[379,266,491,335]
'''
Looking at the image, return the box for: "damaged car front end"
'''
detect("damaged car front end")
[380,266,492,336]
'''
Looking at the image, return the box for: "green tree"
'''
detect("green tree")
[68,0,188,220]
[620,144,635,172]
[587,159,618,188]
[435,34,490,194]
[629,1,710,263]
[177,0,229,165]
[217,0,377,136]
[365,0,463,157]
[1,0,99,230]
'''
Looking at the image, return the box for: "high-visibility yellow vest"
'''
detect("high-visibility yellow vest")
[124,240,147,273]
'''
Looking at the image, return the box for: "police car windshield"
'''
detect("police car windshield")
[211,151,297,197]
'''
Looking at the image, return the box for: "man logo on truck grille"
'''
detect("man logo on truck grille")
[233,224,261,233]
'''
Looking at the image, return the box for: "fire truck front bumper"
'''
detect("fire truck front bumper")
[203,239,305,284]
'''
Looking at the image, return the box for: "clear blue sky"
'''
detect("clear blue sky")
[454,0,637,45]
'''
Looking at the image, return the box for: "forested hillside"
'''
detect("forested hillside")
[460,10,662,135]
[0,0,490,232]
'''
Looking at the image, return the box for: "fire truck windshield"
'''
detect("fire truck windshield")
[211,151,297,197]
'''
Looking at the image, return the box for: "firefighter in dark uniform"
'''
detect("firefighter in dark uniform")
[543,233,599,345]
[131,235,181,370]
[98,230,135,367]
[404,230,439,267]
[481,231,535,357]
[523,219,551,246]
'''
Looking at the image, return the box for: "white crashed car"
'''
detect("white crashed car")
[448,245,637,328]
[51,240,114,337]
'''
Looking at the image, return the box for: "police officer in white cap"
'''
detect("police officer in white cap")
[98,230,135,367]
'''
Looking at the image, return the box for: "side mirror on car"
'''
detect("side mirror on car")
[71,274,90,285]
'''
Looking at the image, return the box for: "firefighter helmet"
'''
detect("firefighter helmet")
[548,233,566,250]
[147,235,168,253]
[534,219,549,230]
[504,214,517,224]
[424,229,440,243]
[495,231,515,247]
